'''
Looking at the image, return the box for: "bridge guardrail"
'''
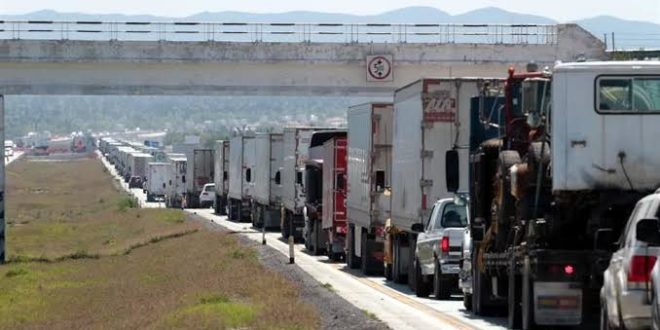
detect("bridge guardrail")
[0,21,558,44]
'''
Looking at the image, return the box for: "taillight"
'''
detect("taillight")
[628,255,657,283]
[440,237,450,254]
[564,264,575,276]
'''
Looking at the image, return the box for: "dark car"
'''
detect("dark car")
[128,176,143,189]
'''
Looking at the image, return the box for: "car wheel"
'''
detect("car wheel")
[433,259,450,300]
[653,292,660,330]
[415,259,431,298]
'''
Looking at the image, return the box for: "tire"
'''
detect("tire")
[347,225,361,269]
[463,293,472,311]
[214,195,221,214]
[600,303,611,330]
[652,293,659,330]
[310,221,323,256]
[522,256,536,330]
[415,259,431,298]
[281,212,290,240]
[433,260,451,300]
[360,230,372,275]
[392,235,407,284]
[508,256,522,329]
[384,263,393,281]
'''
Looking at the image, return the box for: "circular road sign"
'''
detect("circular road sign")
[367,56,392,80]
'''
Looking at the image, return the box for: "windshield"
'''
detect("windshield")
[204,184,215,192]
[434,202,468,228]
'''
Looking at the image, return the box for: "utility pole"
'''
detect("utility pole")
[612,32,616,51]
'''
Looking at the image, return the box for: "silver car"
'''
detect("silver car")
[651,260,660,330]
[601,191,660,330]
[411,198,467,299]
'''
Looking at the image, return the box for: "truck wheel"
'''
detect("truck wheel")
[347,225,361,269]
[281,212,290,240]
[508,256,522,329]
[360,230,371,275]
[433,260,451,300]
[522,256,536,330]
[415,259,431,297]
[384,263,393,281]
[214,195,221,214]
[463,293,472,311]
[392,235,405,284]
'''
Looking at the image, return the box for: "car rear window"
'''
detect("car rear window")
[204,184,215,192]
[437,202,468,228]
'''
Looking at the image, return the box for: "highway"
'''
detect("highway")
[98,151,507,330]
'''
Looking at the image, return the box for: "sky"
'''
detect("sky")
[1,0,659,24]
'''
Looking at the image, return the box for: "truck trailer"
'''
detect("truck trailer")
[128,152,153,181]
[188,149,214,208]
[281,127,337,240]
[252,133,283,229]
[213,140,230,215]
[228,135,255,222]
[388,77,503,291]
[304,131,347,260]
[145,162,169,202]
[345,103,393,275]
[165,153,187,208]
[450,62,660,329]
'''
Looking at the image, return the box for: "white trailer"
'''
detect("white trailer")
[190,149,214,208]
[228,135,255,222]
[145,162,169,202]
[165,154,187,208]
[252,133,283,229]
[389,78,500,284]
[346,102,394,274]
[281,127,316,240]
[213,140,230,215]
[128,153,153,179]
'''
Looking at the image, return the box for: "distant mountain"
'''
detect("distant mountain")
[1,7,658,49]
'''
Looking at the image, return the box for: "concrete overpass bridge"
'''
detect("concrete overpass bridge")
[0,20,606,262]
[0,21,605,96]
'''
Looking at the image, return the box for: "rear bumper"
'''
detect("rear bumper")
[620,290,651,329]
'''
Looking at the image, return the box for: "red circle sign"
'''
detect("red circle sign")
[367,56,392,80]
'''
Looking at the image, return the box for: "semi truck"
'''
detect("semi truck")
[165,153,187,208]
[213,140,230,215]
[144,162,170,202]
[127,152,153,181]
[187,149,214,208]
[252,133,283,229]
[345,103,393,275]
[448,62,660,329]
[303,131,347,260]
[387,78,503,290]
[281,127,336,240]
[228,135,255,222]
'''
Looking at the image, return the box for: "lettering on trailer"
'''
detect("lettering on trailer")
[366,55,393,82]
[423,90,456,122]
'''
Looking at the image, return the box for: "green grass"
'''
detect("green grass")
[0,158,320,329]
[166,296,258,329]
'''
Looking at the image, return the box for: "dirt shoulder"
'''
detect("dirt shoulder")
[190,214,390,330]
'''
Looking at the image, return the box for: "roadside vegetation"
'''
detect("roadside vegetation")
[1,157,318,329]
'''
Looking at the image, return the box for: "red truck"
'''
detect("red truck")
[304,131,347,261]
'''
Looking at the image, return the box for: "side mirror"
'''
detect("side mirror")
[446,150,459,193]
[594,228,615,251]
[636,218,660,245]
[471,217,485,242]
[411,223,425,233]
